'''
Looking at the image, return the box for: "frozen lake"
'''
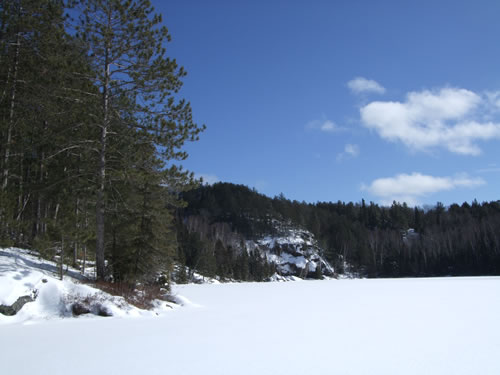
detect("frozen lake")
[2,277,500,375]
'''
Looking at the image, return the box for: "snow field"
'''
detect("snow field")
[2,274,500,374]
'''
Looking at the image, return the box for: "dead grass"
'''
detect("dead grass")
[91,281,168,310]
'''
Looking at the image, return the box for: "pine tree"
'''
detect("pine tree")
[107,136,183,282]
[0,0,96,246]
[75,0,204,280]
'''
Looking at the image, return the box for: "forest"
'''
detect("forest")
[179,182,500,278]
[0,0,204,284]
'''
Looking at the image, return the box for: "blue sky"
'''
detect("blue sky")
[154,0,500,207]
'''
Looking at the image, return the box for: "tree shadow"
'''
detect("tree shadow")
[0,249,89,282]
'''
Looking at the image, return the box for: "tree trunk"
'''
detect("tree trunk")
[60,237,64,281]
[82,244,87,276]
[34,121,47,237]
[95,118,107,279]
[95,36,111,281]
[2,32,20,191]
[73,197,79,267]
[82,203,88,276]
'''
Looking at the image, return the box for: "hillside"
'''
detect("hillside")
[177,182,500,279]
[180,214,334,281]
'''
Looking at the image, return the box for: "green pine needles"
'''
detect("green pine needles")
[0,0,205,284]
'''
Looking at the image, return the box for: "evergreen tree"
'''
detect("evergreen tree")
[74,0,204,280]
[0,0,96,248]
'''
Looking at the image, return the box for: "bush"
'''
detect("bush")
[92,281,168,310]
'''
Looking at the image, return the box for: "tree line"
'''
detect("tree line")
[180,183,500,278]
[175,226,277,283]
[0,0,204,284]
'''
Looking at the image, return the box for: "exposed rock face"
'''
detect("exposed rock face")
[184,215,334,278]
[0,295,35,316]
[257,228,335,277]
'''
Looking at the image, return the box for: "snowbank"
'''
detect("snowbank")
[0,248,174,324]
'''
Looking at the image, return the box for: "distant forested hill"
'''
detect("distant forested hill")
[177,182,500,278]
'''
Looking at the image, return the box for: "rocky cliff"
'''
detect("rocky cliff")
[183,215,334,279]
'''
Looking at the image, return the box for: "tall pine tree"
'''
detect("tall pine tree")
[75,0,204,280]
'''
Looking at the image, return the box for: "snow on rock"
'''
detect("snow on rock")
[255,226,334,278]
[184,215,334,279]
[0,248,175,324]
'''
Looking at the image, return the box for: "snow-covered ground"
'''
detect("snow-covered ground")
[1,248,500,374]
[0,248,173,324]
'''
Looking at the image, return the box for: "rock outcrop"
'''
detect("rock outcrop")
[0,295,35,316]
[184,215,334,278]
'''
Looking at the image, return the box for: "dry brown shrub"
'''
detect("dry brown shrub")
[91,281,167,310]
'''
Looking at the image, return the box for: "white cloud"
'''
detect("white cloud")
[344,143,359,157]
[197,173,220,185]
[320,120,337,132]
[306,119,344,133]
[360,87,500,155]
[337,143,360,161]
[485,91,500,111]
[362,172,485,206]
[348,77,386,95]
